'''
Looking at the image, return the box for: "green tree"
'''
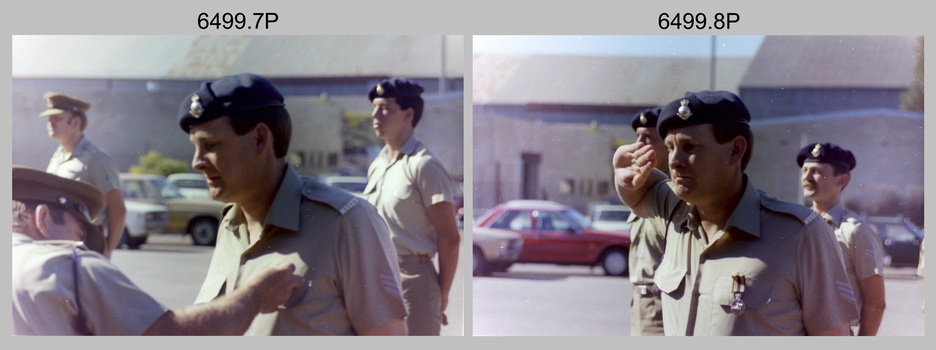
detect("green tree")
[129,151,189,177]
[900,36,924,113]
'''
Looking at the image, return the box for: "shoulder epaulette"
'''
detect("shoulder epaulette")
[759,190,818,225]
[300,177,359,215]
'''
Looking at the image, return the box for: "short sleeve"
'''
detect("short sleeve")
[414,157,453,207]
[798,220,860,334]
[644,180,688,229]
[77,253,168,335]
[850,223,886,280]
[337,203,407,333]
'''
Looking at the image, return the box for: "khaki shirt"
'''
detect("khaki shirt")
[364,136,454,256]
[628,213,666,285]
[823,201,885,314]
[46,135,121,226]
[12,233,167,335]
[194,166,407,335]
[648,176,860,335]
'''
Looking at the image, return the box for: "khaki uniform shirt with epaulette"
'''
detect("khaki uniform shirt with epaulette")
[628,213,667,285]
[648,176,860,335]
[823,201,885,317]
[364,136,454,256]
[12,233,167,335]
[194,166,407,335]
[46,135,121,226]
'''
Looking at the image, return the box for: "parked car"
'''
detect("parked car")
[120,173,226,246]
[475,200,631,276]
[167,173,211,199]
[119,199,169,249]
[321,175,368,197]
[473,226,524,276]
[865,216,924,267]
[587,204,631,234]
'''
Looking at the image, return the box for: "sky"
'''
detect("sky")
[473,35,765,58]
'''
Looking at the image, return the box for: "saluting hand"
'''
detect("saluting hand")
[613,141,658,192]
[244,263,305,314]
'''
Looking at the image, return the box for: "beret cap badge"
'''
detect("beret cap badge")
[376,83,385,96]
[639,113,648,125]
[677,99,692,120]
[190,94,204,118]
[811,143,822,157]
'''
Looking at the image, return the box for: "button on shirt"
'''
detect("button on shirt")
[46,136,121,226]
[364,136,454,256]
[193,166,407,335]
[822,201,885,317]
[13,233,167,335]
[648,176,860,335]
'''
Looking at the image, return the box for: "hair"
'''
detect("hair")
[225,107,292,158]
[830,164,850,177]
[12,200,66,232]
[64,111,88,131]
[395,96,424,127]
[712,123,754,171]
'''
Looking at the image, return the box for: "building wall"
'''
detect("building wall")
[740,87,905,119]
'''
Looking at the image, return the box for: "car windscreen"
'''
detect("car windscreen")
[597,210,630,222]
[561,208,593,229]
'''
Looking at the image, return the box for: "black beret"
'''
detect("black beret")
[40,93,91,117]
[178,73,285,133]
[796,142,856,170]
[631,107,662,131]
[13,166,106,254]
[368,78,424,101]
[657,90,751,138]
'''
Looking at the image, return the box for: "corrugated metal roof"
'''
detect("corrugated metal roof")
[12,35,463,79]
[740,35,919,89]
[473,54,751,106]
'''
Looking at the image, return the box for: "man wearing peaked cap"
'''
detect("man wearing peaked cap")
[180,73,407,335]
[40,92,127,259]
[613,90,858,335]
[363,77,460,335]
[798,142,886,336]
[12,166,304,335]
[626,107,668,336]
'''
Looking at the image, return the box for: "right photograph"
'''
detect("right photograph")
[470,35,924,336]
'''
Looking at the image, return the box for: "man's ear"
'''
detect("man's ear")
[838,173,851,189]
[33,204,51,238]
[730,135,747,166]
[252,123,273,154]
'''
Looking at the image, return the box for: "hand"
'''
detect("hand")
[440,294,449,326]
[243,263,305,314]
[613,142,657,192]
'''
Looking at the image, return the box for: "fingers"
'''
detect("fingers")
[441,312,448,326]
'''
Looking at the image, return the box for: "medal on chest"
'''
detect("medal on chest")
[730,274,746,315]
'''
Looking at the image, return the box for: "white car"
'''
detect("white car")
[167,173,211,199]
[321,175,368,197]
[472,226,524,276]
[120,196,169,249]
[588,204,632,234]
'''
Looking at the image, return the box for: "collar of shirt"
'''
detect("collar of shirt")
[821,201,848,227]
[262,165,303,232]
[721,175,762,239]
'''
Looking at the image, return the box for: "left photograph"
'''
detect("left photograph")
[11,35,465,336]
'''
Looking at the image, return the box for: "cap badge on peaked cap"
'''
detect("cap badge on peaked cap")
[677,99,692,120]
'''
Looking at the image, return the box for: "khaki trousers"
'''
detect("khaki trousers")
[630,285,665,336]
[399,258,442,335]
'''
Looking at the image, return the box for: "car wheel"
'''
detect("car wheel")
[118,228,147,250]
[473,247,491,276]
[491,262,513,272]
[600,248,628,276]
[189,218,218,246]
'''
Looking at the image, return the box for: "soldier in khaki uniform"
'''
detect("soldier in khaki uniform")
[364,78,461,335]
[614,90,859,335]
[41,93,126,259]
[627,107,668,336]
[12,166,304,335]
[798,142,886,335]
[178,73,407,335]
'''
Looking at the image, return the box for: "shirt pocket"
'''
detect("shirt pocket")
[393,184,414,200]
[654,259,688,299]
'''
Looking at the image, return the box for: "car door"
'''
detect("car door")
[487,209,542,262]
[532,210,596,264]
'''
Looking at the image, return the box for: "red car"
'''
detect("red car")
[475,200,631,276]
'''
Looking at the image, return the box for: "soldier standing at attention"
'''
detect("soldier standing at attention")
[627,107,668,336]
[613,90,859,335]
[798,142,886,335]
[41,93,126,259]
[179,73,408,335]
[364,78,461,335]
